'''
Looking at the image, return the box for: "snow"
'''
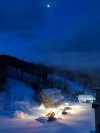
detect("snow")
[0,78,95,133]
[43,88,61,95]
[78,95,96,101]
[48,74,84,95]
[50,97,59,102]
[42,88,64,104]
[7,78,34,102]
[0,103,95,133]
[67,80,84,94]
[3,79,35,110]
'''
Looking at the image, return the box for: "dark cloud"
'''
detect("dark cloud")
[34,12,100,53]
[0,0,100,71]
[30,7,100,70]
[0,0,50,38]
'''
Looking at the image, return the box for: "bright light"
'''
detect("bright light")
[38,103,85,119]
[39,104,45,110]
[15,111,26,119]
[64,103,69,106]
[47,4,50,8]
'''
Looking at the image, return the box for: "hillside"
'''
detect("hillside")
[0,55,98,94]
[0,78,35,111]
[0,55,95,133]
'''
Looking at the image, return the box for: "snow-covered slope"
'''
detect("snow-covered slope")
[48,74,84,94]
[0,78,35,111]
[66,80,84,94]
[7,78,34,102]
[0,78,95,133]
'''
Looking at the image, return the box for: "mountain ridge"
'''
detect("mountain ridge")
[0,55,99,93]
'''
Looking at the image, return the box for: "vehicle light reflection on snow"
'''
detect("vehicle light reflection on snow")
[39,104,45,110]
[38,103,72,118]
[15,103,87,120]
[69,108,86,114]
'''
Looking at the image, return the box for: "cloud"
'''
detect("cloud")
[29,7,100,70]
[33,4,100,53]
[35,19,100,54]
[0,0,100,71]
[0,0,50,39]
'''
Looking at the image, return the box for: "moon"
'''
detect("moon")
[47,4,50,8]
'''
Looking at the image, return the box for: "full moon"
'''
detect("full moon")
[47,4,50,8]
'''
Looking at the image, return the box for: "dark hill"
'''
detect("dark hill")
[0,55,69,93]
[0,55,98,93]
[0,55,39,70]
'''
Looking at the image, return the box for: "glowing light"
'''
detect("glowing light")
[47,4,50,8]
[39,104,45,110]
[15,111,26,119]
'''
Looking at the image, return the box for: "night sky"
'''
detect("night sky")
[0,0,100,71]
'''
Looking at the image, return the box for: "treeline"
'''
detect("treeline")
[0,55,70,94]
[0,55,99,93]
